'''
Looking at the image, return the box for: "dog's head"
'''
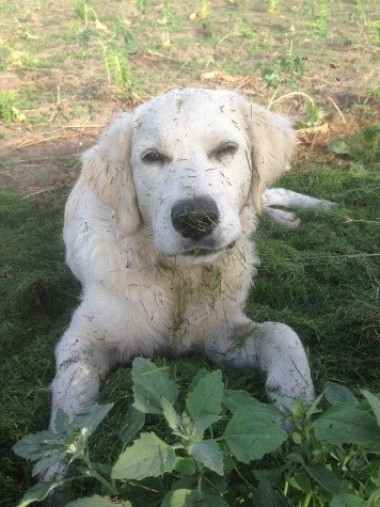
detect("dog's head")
[82,89,296,262]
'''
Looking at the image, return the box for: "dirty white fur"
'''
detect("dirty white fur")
[263,187,335,229]
[48,89,326,475]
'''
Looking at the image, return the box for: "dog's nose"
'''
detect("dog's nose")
[171,196,220,240]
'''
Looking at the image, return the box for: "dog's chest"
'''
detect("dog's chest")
[168,266,225,346]
[125,257,250,353]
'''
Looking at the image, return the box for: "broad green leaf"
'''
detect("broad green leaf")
[174,457,197,476]
[161,489,193,507]
[162,490,228,507]
[119,406,145,445]
[286,452,304,465]
[188,368,209,392]
[119,477,166,505]
[314,403,380,446]
[253,481,293,507]
[185,370,223,420]
[15,481,62,507]
[361,389,380,428]
[66,495,132,506]
[253,467,284,485]
[194,493,229,506]
[223,389,283,422]
[13,430,64,461]
[303,464,348,495]
[132,358,179,415]
[193,415,220,435]
[325,382,358,407]
[54,408,71,434]
[224,410,287,463]
[288,472,311,492]
[190,440,224,476]
[31,450,66,477]
[305,392,324,418]
[331,493,366,507]
[161,397,181,431]
[112,432,176,480]
[74,403,114,435]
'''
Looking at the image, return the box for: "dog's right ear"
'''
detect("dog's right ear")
[81,114,141,235]
[239,99,297,213]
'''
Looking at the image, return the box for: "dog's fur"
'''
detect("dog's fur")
[49,89,331,465]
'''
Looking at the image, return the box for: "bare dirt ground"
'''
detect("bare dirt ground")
[1,0,379,195]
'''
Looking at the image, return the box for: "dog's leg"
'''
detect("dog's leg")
[50,335,110,427]
[263,207,301,229]
[262,188,335,229]
[206,320,314,409]
[42,311,113,485]
[263,188,335,210]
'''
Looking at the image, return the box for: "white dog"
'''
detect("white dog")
[50,89,333,447]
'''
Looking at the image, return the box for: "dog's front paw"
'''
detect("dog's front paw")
[265,370,315,410]
[264,207,302,229]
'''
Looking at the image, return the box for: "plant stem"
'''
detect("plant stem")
[302,491,313,507]
[268,91,316,110]
[82,451,117,495]
[233,465,253,490]
[90,467,118,494]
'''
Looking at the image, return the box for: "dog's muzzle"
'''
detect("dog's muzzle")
[171,196,220,240]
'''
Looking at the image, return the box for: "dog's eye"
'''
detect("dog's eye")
[142,150,169,165]
[213,142,238,159]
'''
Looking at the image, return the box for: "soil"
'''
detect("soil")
[1,0,379,194]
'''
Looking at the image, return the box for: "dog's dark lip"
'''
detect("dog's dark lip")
[181,240,236,258]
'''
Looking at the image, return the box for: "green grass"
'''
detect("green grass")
[1,128,379,505]
[1,0,380,503]
[0,193,79,503]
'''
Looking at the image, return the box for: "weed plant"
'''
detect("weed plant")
[0,91,23,123]
[71,0,134,97]
[13,359,380,506]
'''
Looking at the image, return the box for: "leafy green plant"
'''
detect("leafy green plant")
[267,0,280,14]
[239,16,260,56]
[370,20,380,45]
[199,0,210,20]
[13,359,380,506]
[74,0,98,26]
[136,0,149,16]
[158,0,180,31]
[104,47,133,94]
[312,0,330,41]
[262,53,306,89]
[0,91,24,123]
[71,2,134,96]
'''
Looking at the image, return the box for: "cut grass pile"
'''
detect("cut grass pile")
[0,127,379,505]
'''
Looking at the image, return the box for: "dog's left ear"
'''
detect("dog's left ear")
[240,100,297,212]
